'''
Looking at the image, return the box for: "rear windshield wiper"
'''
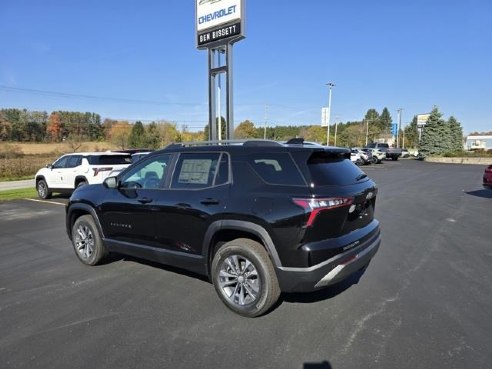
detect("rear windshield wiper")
[355,173,367,181]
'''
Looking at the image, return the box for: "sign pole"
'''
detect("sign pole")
[196,0,245,141]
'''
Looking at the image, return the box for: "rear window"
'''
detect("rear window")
[248,153,305,186]
[308,152,366,186]
[87,155,131,165]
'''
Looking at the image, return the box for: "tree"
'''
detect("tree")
[447,116,464,153]
[403,115,419,148]
[204,117,228,140]
[144,122,161,149]
[234,120,257,139]
[0,111,11,141]
[156,121,180,146]
[46,112,62,142]
[128,121,145,148]
[379,107,392,133]
[304,125,326,143]
[419,107,447,156]
[109,121,132,149]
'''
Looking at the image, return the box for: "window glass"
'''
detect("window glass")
[52,156,70,169]
[215,154,230,186]
[66,155,81,168]
[87,155,131,165]
[308,152,366,186]
[248,153,305,186]
[171,153,221,189]
[120,154,172,189]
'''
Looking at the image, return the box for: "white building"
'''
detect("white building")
[465,134,492,151]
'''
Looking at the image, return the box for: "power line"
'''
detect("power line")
[0,85,202,107]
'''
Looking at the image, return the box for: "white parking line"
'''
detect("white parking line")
[23,198,66,206]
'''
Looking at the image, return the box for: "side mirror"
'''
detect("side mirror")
[46,164,53,169]
[104,176,118,189]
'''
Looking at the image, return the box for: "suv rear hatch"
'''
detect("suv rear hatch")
[87,154,132,180]
[293,149,377,243]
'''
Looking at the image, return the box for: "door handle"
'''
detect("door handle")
[200,198,220,205]
[138,197,153,204]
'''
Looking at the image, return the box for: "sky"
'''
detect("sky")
[1,0,491,134]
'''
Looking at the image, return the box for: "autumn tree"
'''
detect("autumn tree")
[234,120,257,139]
[46,112,62,142]
[109,121,132,149]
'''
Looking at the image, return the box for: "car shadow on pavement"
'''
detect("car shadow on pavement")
[281,265,369,304]
[303,360,333,369]
[466,189,492,199]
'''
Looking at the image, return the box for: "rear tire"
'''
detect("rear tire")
[36,179,52,199]
[211,238,280,318]
[71,215,107,266]
[371,156,378,165]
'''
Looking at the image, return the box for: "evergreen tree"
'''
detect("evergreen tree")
[419,107,447,156]
[447,116,464,153]
[404,115,419,148]
[128,121,145,148]
[144,122,161,149]
[379,107,392,133]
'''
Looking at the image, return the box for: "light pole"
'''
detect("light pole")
[334,115,340,146]
[326,82,335,145]
[396,108,403,148]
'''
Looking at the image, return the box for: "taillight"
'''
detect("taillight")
[293,197,353,227]
[93,167,112,176]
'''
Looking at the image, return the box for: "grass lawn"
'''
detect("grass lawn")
[0,188,38,201]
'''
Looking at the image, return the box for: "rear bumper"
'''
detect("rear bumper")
[275,227,381,293]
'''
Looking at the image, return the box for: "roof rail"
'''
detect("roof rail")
[165,139,283,149]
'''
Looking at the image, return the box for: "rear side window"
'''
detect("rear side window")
[87,155,131,165]
[308,152,366,186]
[171,152,224,189]
[66,155,82,168]
[248,153,305,186]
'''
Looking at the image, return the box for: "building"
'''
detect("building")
[465,134,492,151]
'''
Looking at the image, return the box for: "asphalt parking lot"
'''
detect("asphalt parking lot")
[1,159,491,369]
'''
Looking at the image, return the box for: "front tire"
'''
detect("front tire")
[36,179,52,199]
[72,215,107,266]
[211,239,280,318]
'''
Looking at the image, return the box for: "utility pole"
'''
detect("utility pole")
[326,82,335,145]
[334,115,340,146]
[365,119,369,146]
[263,103,269,139]
[396,108,403,148]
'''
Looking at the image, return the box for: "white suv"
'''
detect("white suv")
[35,152,131,199]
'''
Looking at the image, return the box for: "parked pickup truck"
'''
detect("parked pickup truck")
[364,143,402,161]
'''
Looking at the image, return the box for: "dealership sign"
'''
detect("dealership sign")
[417,113,430,127]
[196,0,245,49]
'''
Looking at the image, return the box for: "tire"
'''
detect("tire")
[371,156,378,165]
[36,179,52,199]
[71,215,107,266]
[76,179,88,188]
[391,156,398,161]
[355,159,363,166]
[211,238,280,318]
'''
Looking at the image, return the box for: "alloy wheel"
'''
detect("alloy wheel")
[218,255,260,306]
[74,224,95,260]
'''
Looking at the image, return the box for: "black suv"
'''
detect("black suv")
[66,140,381,317]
